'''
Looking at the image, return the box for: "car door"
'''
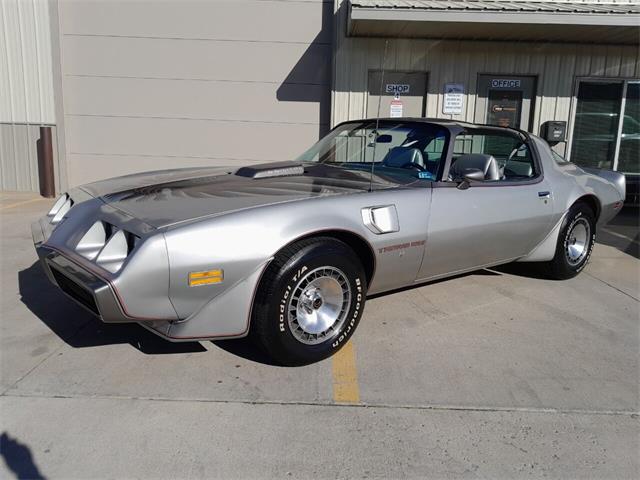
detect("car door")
[416,131,554,281]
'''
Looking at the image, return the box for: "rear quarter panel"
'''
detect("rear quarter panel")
[519,137,624,262]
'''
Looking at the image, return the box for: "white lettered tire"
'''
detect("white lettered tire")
[251,237,367,366]
[547,202,596,280]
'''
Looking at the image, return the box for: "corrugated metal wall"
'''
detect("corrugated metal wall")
[518,0,636,3]
[332,0,640,156]
[0,0,56,191]
[57,0,333,187]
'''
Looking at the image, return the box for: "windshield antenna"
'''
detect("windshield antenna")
[369,39,389,192]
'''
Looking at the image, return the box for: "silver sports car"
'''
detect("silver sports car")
[32,119,625,365]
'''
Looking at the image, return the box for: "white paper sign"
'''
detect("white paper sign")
[390,99,403,118]
[443,83,464,115]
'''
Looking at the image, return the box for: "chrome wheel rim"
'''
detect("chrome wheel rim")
[288,266,351,345]
[565,218,590,266]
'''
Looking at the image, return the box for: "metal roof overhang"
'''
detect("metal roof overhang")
[348,5,640,44]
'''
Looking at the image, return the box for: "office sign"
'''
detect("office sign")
[443,83,464,114]
[491,79,521,88]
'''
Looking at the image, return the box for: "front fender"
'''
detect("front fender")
[157,187,430,339]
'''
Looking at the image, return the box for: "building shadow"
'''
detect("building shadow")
[18,262,205,355]
[0,432,46,480]
[597,206,639,259]
[276,1,333,138]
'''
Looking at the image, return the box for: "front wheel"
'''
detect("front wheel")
[547,202,596,280]
[251,237,367,366]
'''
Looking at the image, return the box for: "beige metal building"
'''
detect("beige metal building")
[1,0,639,197]
[333,0,640,201]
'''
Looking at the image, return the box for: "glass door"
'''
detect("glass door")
[475,75,536,131]
[617,81,640,175]
[570,81,623,170]
[569,79,640,175]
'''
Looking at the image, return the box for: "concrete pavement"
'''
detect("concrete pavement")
[1,192,638,479]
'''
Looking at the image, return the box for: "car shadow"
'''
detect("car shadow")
[597,206,639,259]
[213,338,282,367]
[18,261,284,363]
[367,268,506,300]
[490,262,552,280]
[18,261,206,355]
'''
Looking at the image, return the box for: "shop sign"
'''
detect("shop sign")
[491,79,521,88]
[443,83,464,115]
[385,84,410,95]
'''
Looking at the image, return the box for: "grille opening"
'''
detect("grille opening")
[50,266,100,316]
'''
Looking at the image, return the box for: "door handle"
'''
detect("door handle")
[538,191,551,198]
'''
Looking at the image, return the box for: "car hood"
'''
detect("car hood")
[79,162,398,228]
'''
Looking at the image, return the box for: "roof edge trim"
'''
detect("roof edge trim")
[349,7,640,27]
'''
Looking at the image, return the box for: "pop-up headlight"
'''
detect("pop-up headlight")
[48,194,74,225]
[74,220,140,273]
[76,221,108,260]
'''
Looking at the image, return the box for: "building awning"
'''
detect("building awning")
[348,0,640,44]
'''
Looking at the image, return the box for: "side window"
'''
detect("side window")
[421,133,447,177]
[451,131,537,181]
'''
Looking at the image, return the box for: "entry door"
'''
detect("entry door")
[367,71,427,119]
[475,75,536,130]
[417,181,554,281]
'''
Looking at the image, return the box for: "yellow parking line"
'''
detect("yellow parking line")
[0,197,49,211]
[332,341,360,404]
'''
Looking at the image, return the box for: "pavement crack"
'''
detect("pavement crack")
[0,319,94,396]
[3,391,639,418]
[585,272,639,302]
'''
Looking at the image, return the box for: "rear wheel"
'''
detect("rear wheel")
[251,237,367,366]
[547,202,596,279]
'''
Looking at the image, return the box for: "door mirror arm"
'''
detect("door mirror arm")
[456,179,471,190]
[454,168,485,189]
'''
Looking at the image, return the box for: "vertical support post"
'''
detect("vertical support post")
[37,126,55,198]
[612,81,627,172]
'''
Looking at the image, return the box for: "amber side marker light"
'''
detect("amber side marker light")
[189,269,224,286]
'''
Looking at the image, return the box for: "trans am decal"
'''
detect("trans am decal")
[378,240,425,254]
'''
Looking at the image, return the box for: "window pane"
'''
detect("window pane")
[570,82,623,170]
[295,121,450,181]
[451,131,535,181]
[487,90,522,128]
[618,82,640,174]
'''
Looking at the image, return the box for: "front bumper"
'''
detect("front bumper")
[35,245,132,323]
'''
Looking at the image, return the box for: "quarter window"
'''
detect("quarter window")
[451,131,537,181]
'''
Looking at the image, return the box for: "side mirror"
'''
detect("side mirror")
[455,168,485,190]
[462,168,486,181]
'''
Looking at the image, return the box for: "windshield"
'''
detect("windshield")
[295,121,450,181]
